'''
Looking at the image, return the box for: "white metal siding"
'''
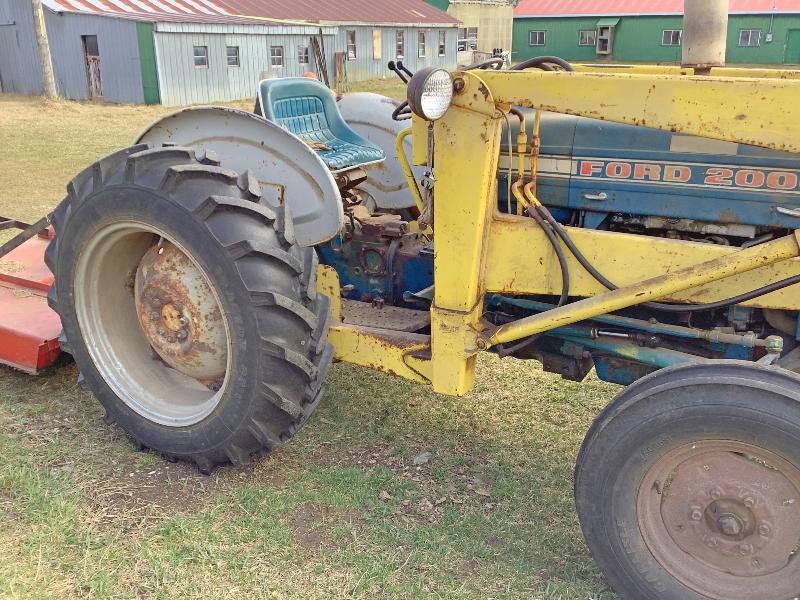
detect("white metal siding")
[154,24,334,105]
[154,22,458,105]
[43,12,143,103]
[332,25,458,83]
[0,0,44,95]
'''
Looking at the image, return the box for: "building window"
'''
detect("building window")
[193,45,208,68]
[270,45,284,67]
[528,30,546,46]
[661,30,682,46]
[458,27,478,51]
[396,30,405,58]
[418,31,426,58]
[298,45,309,64]
[226,45,240,67]
[738,29,762,47]
[346,30,357,61]
[438,30,446,56]
[578,30,596,46]
[373,29,382,60]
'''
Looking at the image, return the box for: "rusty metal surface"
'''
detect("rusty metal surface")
[637,439,800,599]
[135,242,227,381]
[342,299,430,333]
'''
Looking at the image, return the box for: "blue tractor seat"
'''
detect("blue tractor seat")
[259,78,386,172]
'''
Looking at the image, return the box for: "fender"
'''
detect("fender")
[136,106,343,247]
[337,92,423,211]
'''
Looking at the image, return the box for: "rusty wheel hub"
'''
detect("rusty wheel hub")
[637,440,800,599]
[135,242,227,383]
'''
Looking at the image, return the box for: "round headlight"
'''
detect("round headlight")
[407,67,454,121]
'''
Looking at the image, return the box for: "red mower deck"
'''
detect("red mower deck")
[0,229,62,373]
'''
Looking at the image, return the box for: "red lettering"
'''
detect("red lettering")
[606,162,632,178]
[664,165,692,183]
[633,163,662,181]
[579,161,604,177]
[734,169,766,188]
[705,167,734,186]
[767,171,799,191]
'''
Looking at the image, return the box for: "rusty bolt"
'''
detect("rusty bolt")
[758,523,772,537]
[167,334,176,343]
[176,330,187,340]
[718,515,743,537]
[151,298,162,308]
[179,317,188,327]
[475,338,489,351]
[157,327,165,336]
[690,507,703,521]
[149,312,159,321]
[743,496,756,509]
[738,543,754,556]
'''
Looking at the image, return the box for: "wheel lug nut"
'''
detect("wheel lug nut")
[179,317,188,326]
[743,496,755,509]
[758,523,772,537]
[151,298,162,308]
[176,331,187,340]
[149,312,159,320]
[690,507,703,521]
[167,335,176,343]
[157,328,165,336]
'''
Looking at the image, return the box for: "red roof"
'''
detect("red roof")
[515,0,800,17]
[43,0,459,25]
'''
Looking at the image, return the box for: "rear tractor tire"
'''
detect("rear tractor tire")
[575,361,800,599]
[45,145,333,473]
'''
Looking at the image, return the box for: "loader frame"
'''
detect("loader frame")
[321,66,800,396]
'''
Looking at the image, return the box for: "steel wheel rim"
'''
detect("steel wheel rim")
[74,221,231,427]
[637,439,800,600]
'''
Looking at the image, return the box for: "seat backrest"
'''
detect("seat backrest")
[260,78,348,143]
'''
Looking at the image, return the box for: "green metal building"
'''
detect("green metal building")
[513,0,800,65]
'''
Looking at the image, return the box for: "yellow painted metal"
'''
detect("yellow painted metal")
[317,265,342,322]
[316,266,432,383]
[483,217,800,309]
[327,324,432,384]
[411,114,429,166]
[394,128,425,214]
[429,71,503,395]
[574,64,800,80]
[476,70,800,153]
[484,232,800,346]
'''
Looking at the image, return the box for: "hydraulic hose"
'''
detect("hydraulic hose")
[531,199,800,313]
[512,181,569,307]
[464,57,504,71]
[511,56,575,72]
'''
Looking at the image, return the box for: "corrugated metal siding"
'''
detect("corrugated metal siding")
[330,25,458,83]
[154,23,457,105]
[0,0,44,95]
[43,12,144,103]
[154,23,338,105]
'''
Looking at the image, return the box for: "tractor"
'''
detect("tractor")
[3,1,800,597]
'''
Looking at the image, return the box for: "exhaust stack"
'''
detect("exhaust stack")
[682,0,729,70]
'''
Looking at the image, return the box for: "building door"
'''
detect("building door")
[82,35,102,99]
[786,30,800,64]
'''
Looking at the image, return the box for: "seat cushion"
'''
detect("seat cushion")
[272,95,385,171]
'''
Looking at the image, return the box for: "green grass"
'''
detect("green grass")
[0,86,619,599]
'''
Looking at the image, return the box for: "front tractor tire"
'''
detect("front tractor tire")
[575,361,800,600]
[45,145,333,473]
